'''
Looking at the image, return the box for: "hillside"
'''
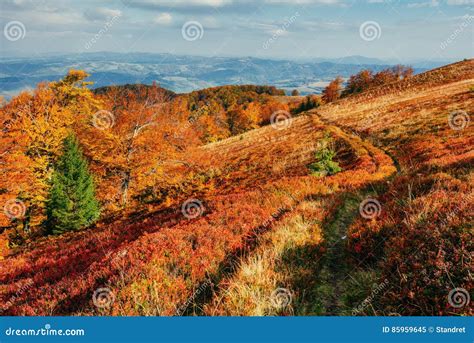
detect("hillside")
[200,59,473,316]
[0,60,472,316]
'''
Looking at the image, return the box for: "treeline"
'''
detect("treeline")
[186,85,288,139]
[322,65,414,103]
[291,95,320,115]
[93,83,176,99]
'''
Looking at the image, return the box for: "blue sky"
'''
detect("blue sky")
[0,0,473,62]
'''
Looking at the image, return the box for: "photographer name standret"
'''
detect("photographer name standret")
[436,326,466,334]
[382,326,468,334]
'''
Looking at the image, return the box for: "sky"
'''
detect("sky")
[0,0,473,62]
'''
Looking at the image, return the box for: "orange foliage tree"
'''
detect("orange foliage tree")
[78,84,199,211]
[322,77,343,103]
[342,65,414,96]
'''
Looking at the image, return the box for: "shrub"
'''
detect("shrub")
[309,138,342,177]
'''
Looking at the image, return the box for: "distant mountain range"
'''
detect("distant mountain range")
[0,52,451,98]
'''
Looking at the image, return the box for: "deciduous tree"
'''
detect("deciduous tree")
[322,77,343,103]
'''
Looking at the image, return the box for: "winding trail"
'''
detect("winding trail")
[307,112,400,315]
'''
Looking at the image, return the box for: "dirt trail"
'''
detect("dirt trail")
[309,113,399,315]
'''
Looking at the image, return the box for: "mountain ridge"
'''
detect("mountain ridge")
[0,52,435,98]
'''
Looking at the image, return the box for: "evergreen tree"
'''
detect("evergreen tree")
[46,134,100,234]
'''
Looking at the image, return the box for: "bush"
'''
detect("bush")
[309,138,342,177]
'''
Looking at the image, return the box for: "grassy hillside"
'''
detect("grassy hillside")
[1,60,472,316]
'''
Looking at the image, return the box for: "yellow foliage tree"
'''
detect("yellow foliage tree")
[0,70,100,244]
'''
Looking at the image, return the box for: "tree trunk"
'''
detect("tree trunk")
[121,171,131,208]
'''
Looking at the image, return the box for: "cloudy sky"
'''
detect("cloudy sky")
[0,0,473,62]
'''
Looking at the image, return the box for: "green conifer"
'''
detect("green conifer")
[46,134,100,234]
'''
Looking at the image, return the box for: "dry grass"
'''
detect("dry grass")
[204,200,325,316]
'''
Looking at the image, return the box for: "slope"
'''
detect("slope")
[1,60,472,316]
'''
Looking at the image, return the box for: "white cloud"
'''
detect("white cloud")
[23,11,84,25]
[1,0,60,11]
[154,12,173,25]
[170,0,232,5]
[407,0,439,8]
[201,16,221,29]
[126,0,232,8]
[84,8,122,22]
[446,0,474,4]
[264,0,341,4]
[128,0,343,7]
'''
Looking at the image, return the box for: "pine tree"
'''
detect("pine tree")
[46,134,100,235]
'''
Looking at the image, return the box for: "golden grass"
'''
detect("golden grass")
[204,202,325,316]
